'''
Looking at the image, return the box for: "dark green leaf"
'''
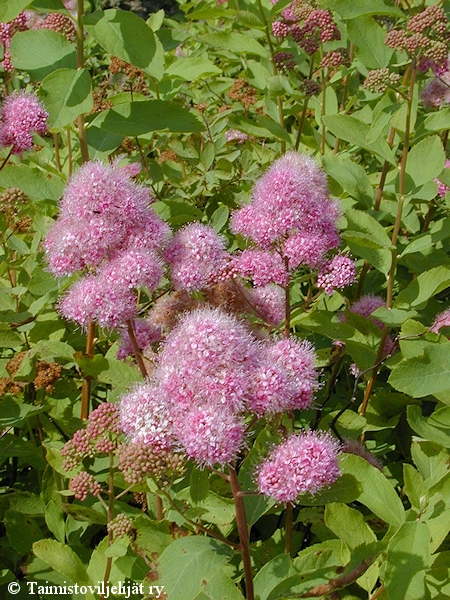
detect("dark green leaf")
[33,538,90,584]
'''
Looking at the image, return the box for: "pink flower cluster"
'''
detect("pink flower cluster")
[231,152,354,295]
[45,161,169,330]
[119,307,318,467]
[0,91,48,154]
[256,430,340,503]
[430,307,450,335]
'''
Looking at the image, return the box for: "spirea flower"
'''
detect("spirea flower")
[430,307,450,334]
[266,337,318,410]
[231,249,289,287]
[348,294,385,329]
[421,72,450,107]
[69,471,102,501]
[175,404,245,467]
[231,152,340,268]
[434,159,450,196]
[164,223,229,290]
[256,431,341,503]
[317,254,356,294]
[119,381,174,450]
[0,91,48,154]
[247,284,285,325]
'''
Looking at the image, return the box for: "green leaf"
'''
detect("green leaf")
[166,57,222,80]
[323,155,374,208]
[156,536,238,600]
[321,0,403,18]
[406,405,450,448]
[323,114,396,165]
[0,325,23,349]
[152,200,203,227]
[89,100,204,136]
[341,454,405,526]
[133,516,173,555]
[210,206,229,232]
[385,522,431,600]
[83,9,163,78]
[10,29,76,80]
[190,469,210,503]
[347,16,393,69]
[198,32,269,58]
[0,0,32,22]
[406,136,446,189]
[325,503,377,550]
[394,265,450,309]
[0,164,64,201]
[0,397,47,428]
[254,554,293,600]
[32,538,89,584]
[227,115,291,143]
[5,510,43,556]
[0,434,46,469]
[38,68,93,130]
[411,440,449,487]
[371,307,417,327]
[400,218,450,257]
[344,207,392,274]
[45,500,65,544]
[389,344,450,400]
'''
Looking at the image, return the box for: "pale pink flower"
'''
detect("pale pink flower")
[256,431,341,503]
[119,381,174,450]
[317,253,356,294]
[248,284,285,325]
[0,91,48,154]
[430,307,450,334]
[232,249,289,286]
[164,223,229,290]
[434,159,450,197]
[175,404,245,467]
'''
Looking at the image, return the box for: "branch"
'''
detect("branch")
[297,555,376,597]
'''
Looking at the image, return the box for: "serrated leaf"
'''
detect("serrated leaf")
[322,0,403,18]
[83,9,163,77]
[323,155,373,207]
[33,538,89,584]
[10,29,76,80]
[166,57,222,80]
[406,136,446,189]
[199,32,269,58]
[325,503,377,550]
[157,537,236,600]
[89,100,204,136]
[406,405,450,448]
[344,207,392,274]
[395,265,450,309]
[341,454,405,526]
[385,522,431,600]
[347,16,393,69]
[39,68,93,130]
[0,164,64,201]
[323,114,396,165]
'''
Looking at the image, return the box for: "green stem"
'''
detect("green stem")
[100,452,115,599]
[285,503,293,555]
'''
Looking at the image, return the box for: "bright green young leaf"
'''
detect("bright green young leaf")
[371,307,417,327]
[83,9,163,77]
[10,29,76,80]
[156,536,238,600]
[394,265,450,309]
[198,32,269,58]
[0,0,32,22]
[89,100,204,136]
[400,218,450,257]
[406,135,446,189]
[389,345,450,400]
[323,114,396,165]
[406,405,450,448]
[323,155,374,208]
[39,68,93,130]
[347,16,393,69]
[0,164,64,201]
[253,554,294,600]
[411,440,449,487]
[344,207,392,274]
[210,206,229,232]
[321,0,403,18]
[341,454,405,526]
[385,522,431,600]
[32,538,89,584]
[325,503,377,550]
[403,464,427,510]
[166,57,222,80]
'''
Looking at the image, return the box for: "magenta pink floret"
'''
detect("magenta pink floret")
[232,249,288,286]
[317,254,356,294]
[256,431,341,503]
[164,223,229,290]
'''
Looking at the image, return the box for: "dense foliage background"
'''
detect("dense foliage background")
[0,1,449,599]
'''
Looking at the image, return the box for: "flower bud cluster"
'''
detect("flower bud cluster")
[320,48,351,72]
[69,471,102,501]
[385,5,449,75]
[316,253,356,295]
[107,513,134,539]
[274,51,296,71]
[0,12,27,71]
[364,68,401,93]
[40,13,76,41]
[116,442,185,485]
[0,187,29,224]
